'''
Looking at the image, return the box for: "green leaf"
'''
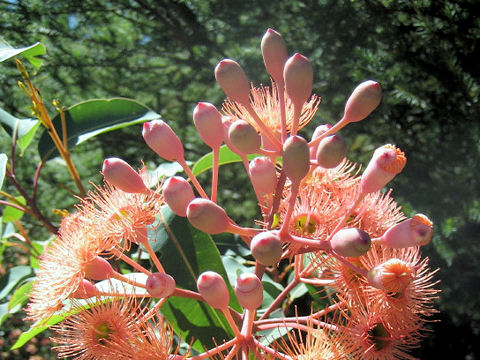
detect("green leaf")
[10,313,66,350]
[17,121,41,155]
[0,39,46,69]
[149,205,240,351]
[1,196,26,222]
[38,98,161,160]
[8,281,33,311]
[0,153,6,191]
[0,108,39,154]
[192,145,259,176]
[0,265,32,301]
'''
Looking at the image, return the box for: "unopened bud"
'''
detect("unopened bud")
[315,134,347,168]
[71,279,98,299]
[197,271,230,309]
[283,135,310,183]
[250,231,283,266]
[249,157,277,194]
[235,273,263,310]
[146,272,176,298]
[215,59,250,106]
[193,102,224,149]
[142,120,184,161]
[361,144,406,193]
[309,124,332,158]
[367,259,414,293]
[331,228,371,257]
[102,157,149,194]
[163,176,195,217]
[379,214,433,248]
[187,198,229,234]
[284,53,313,108]
[344,80,382,123]
[228,120,261,154]
[84,256,114,281]
[261,28,288,82]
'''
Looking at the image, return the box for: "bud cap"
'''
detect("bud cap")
[330,228,371,257]
[163,176,195,217]
[215,59,250,106]
[282,135,310,183]
[102,157,149,194]
[261,28,288,82]
[187,198,230,234]
[380,214,433,248]
[197,271,230,309]
[315,134,348,168]
[228,120,262,154]
[142,120,184,161]
[235,273,263,310]
[344,80,382,123]
[250,231,283,266]
[193,102,224,149]
[249,157,277,194]
[284,53,313,108]
[146,272,176,298]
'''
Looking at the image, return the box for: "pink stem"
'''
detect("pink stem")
[188,338,238,360]
[211,146,220,203]
[276,80,287,143]
[222,308,242,338]
[290,104,301,136]
[240,309,256,339]
[140,238,165,273]
[111,249,152,276]
[278,180,300,237]
[178,158,208,198]
[308,116,349,148]
[259,277,299,320]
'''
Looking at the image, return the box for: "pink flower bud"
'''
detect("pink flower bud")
[193,102,224,149]
[235,273,263,310]
[367,259,414,293]
[146,272,176,298]
[315,134,348,168]
[309,124,332,158]
[330,228,371,257]
[361,144,406,193]
[187,198,230,234]
[84,256,114,281]
[284,53,313,108]
[248,157,277,194]
[71,279,98,299]
[215,59,250,106]
[102,157,149,194]
[197,271,230,309]
[228,120,261,154]
[344,80,382,123]
[282,135,310,183]
[163,176,195,217]
[142,120,184,161]
[379,214,433,248]
[250,231,283,266]
[261,28,288,82]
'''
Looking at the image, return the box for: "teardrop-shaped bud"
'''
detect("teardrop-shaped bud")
[187,198,230,234]
[71,279,98,299]
[344,80,382,123]
[84,256,115,281]
[142,120,184,161]
[197,271,230,309]
[235,273,263,310]
[315,134,347,168]
[331,228,371,257]
[102,157,149,194]
[309,124,332,158]
[250,231,283,266]
[146,272,176,298]
[379,214,433,248]
[261,28,288,82]
[193,102,224,149]
[228,120,262,154]
[284,53,313,108]
[215,59,250,106]
[163,176,195,217]
[367,259,414,293]
[249,157,277,194]
[361,144,406,193]
[283,135,310,183]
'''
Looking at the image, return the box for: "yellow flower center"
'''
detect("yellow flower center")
[293,213,319,234]
[367,323,391,351]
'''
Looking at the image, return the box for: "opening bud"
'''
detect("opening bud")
[315,134,348,168]
[187,198,229,234]
[84,256,115,281]
[102,157,149,194]
[331,228,371,257]
[379,214,433,248]
[283,135,310,183]
[284,53,313,108]
[235,273,263,310]
[344,80,382,123]
[197,271,230,309]
[142,120,184,161]
[261,28,288,82]
[163,176,195,217]
[249,157,277,194]
[250,231,283,266]
[215,59,250,106]
[309,124,332,158]
[228,119,262,154]
[193,102,224,149]
[71,279,98,299]
[146,272,176,298]
[361,144,406,193]
[367,258,414,293]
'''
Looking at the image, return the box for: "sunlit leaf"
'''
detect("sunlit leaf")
[0,265,32,301]
[1,196,26,222]
[0,39,46,69]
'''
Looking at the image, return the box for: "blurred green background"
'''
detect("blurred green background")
[0,0,479,358]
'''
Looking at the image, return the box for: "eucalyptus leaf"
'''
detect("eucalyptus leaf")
[192,145,259,176]
[1,196,26,222]
[0,39,46,69]
[0,108,39,154]
[0,153,6,191]
[8,281,33,311]
[0,265,32,301]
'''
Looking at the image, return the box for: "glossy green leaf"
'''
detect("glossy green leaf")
[192,145,259,176]
[0,108,39,154]
[0,265,32,301]
[11,313,66,350]
[0,40,46,69]
[8,281,33,311]
[1,196,26,222]
[149,205,240,351]
[38,98,161,160]
[0,153,6,191]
